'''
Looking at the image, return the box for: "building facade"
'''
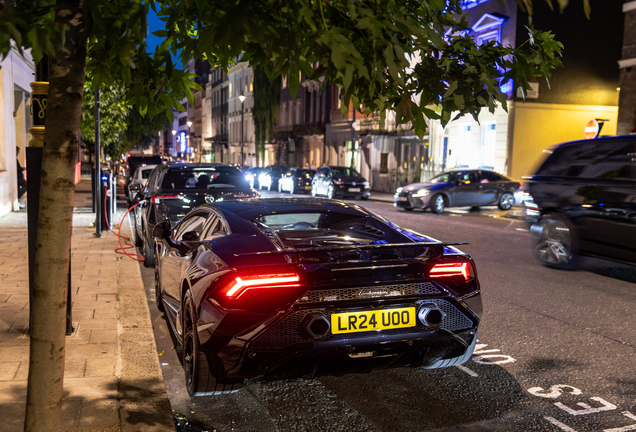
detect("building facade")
[0,45,35,215]
[228,61,255,166]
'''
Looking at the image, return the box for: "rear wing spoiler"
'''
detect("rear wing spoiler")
[234,242,468,258]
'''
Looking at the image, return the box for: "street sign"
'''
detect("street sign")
[584,119,600,139]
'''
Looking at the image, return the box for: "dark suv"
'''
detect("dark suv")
[526,136,636,269]
[132,163,258,267]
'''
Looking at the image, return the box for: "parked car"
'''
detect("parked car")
[311,166,371,199]
[258,165,287,191]
[152,198,482,396]
[278,168,316,194]
[394,169,522,213]
[125,154,163,190]
[526,136,636,269]
[127,164,157,204]
[131,163,259,267]
[244,167,266,189]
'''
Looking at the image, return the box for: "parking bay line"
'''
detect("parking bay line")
[544,416,577,432]
[456,365,479,377]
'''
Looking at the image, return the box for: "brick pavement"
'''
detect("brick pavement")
[0,181,174,432]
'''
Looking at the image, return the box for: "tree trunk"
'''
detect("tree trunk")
[24,1,88,431]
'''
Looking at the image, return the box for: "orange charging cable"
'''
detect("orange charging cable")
[104,193,146,262]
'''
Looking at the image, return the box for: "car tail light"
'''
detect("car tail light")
[152,196,180,204]
[220,273,300,299]
[429,262,474,282]
[234,193,256,198]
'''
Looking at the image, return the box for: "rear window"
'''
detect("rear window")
[161,167,250,190]
[536,140,636,181]
[141,168,154,179]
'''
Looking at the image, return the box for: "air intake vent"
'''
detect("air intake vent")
[353,225,386,238]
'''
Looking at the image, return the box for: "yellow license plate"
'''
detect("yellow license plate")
[305,185,312,189]
[331,307,416,334]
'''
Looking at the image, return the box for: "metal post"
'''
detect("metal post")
[94,86,101,237]
[241,99,245,166]
[350,108,356,168]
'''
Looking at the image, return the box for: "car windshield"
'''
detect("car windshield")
[161,167,250,190]
[331,167,360,177]
[429,172,461,183]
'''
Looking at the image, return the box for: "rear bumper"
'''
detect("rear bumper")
[200,293,481,382]
[236,329,476,382]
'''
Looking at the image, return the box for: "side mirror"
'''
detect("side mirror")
[153,220,171,240]
[129,184,142,194]
[182,230,199,242]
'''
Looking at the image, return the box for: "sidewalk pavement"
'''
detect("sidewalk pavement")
[0,180,174,431]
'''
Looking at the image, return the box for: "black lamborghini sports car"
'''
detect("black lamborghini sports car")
[153,198,482,396]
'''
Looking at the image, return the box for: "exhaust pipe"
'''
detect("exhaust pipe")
[301,313,331,339]
[418,306,445,326]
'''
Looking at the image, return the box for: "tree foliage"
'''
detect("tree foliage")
[253,65,281,166]
[80,74,129,159]
[1,0,565,139]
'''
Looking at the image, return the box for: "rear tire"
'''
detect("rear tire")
[154,253,165,312]
[360,196,368,200]
[430,194,445,214]
[132,220,143,247]
[498,192,514,210]
[143,237,155,268]
[531,214,577,270]
[183,292,242,396]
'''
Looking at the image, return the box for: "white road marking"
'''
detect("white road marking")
[472,354,516,365]
[515,228,528,232]
[544,416,578,431]
[604,412,636,432]
[528,385,582,399]
[456,365,478,377]
[555,397,617,416]
[472,349,501,354]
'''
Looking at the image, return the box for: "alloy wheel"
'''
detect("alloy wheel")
[533,217,574,268]
[154,254,164,311]
[431,195,445,214]
[499,193,514,210]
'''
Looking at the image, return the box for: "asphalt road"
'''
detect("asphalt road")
[136,192,636,432]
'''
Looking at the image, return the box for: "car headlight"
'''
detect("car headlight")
[395,187,403,194]
[333,180,343,185]
[362,181,369,187]
[412,188,430,198]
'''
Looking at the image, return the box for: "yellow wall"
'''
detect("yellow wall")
[509,102,618,180]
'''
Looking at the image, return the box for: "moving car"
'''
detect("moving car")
[278,168,316,194]
[394,169,521,213]
[152,198,482,396]
[127,164,157,204]
[131,163,259,267]
[311,166,371,199]
[244,167,266,189]
[258,165,287,191]
[526,136,636,268]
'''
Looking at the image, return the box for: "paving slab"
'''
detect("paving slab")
[0,190,175,431]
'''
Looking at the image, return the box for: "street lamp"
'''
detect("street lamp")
[238,94,246,167]
[186,120,193,160]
